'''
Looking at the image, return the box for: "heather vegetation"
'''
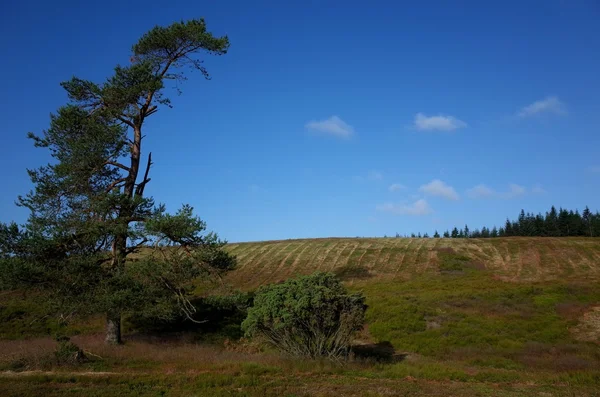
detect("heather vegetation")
[2,237,600,396]
[1,15,599,397]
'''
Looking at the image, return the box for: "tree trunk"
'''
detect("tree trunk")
[105,312,122,344]
[104,124,142,344]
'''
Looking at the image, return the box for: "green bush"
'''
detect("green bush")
[242,272,366,360]
[54,336,87,365]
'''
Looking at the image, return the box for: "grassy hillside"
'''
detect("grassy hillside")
[2,237,600,396]
[225,237,600,289]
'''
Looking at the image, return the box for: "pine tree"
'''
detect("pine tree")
[571,210,583,236]
[582,206,593,237]
[594,211,600,237]
[545,206,559,236]
[451,227,459,238]
[464,224,470,238]
[481,227,490,238]
[433,230,440,238]
[504,219,513,236]
[491,226,498,238]
[512,221,520,236]
[443,230,450,238]
[534,214,544,236]
[558,208,570,236]
[0,19,234,344]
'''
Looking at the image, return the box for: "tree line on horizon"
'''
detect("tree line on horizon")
[393,206,599,239]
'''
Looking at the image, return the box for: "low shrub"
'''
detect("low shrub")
[242,272,366,360]
[54,336,87,365]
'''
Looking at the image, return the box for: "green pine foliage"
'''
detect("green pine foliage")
[409,205,600,239]
[0,18,234,344]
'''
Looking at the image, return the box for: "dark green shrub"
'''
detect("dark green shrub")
[126,291,253,342]
[242,272,366,360]
[54,336,86,365]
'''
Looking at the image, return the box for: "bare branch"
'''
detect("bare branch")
[125,238,149,255]
[117,116,135,128]
[135,152,152,197]
[104,160,130,172]
[182,312,209,324]
[145,106,158,117]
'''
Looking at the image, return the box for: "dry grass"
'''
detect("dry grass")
[2,237,600,395]
[224,237,600,289]
[0,334,349,376]
[2,334,599,396]
[571,306,600,343]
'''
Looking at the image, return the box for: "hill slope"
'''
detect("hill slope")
[2,237,600,395]
[225,237,600,289]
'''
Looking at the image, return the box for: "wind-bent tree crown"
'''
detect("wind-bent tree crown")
[1,18,233,344]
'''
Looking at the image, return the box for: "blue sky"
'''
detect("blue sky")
[1,0,599,242]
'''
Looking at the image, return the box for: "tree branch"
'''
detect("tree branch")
[105,177,128,193]
[139,58,175,119]
[135,152,152,197]
[104,160,130,172]
[125,238,149,255]
[145,106,158,117]
[117,116,135,128]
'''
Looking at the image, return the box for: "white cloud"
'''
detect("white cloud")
[531,184,546,194]
[419,179,459,201]
[305,115,354,138]
[466,184,495,199]
[376,199,432,216]
[413,113,467,131]
[518,96,567,118]
[388,183,405,192]
[504,184,526,199]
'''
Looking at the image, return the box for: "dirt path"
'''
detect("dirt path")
[0,370,121,377]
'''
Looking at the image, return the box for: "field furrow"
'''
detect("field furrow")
[222,237,600,285]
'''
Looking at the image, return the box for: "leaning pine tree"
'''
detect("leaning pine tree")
[0,19,235,344]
